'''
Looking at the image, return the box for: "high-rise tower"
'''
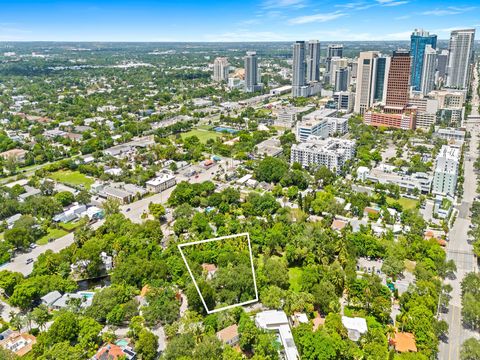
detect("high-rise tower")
[446,29,475,89]
[410,29,437,91]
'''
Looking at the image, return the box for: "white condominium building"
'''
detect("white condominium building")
[212,57,229,82]
[296,109,338,142]
[432,145,460,196]
[325,117,349,136]
[446,29,475,89]
[291,136,355,174]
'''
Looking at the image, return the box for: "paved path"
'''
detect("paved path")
[439,63,480,360]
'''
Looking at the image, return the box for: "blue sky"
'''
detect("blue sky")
[0,0,479,41]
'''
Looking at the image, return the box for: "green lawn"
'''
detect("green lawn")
[59,222,82,231]
[387,196,418,210]
[36,228,68,245]
[288,267,303,292]
[181,129,220,143]
[49,170,95,189]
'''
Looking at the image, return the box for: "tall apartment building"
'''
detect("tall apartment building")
[432,145,460,196]
[326,44,343,74]
[290,137,355,174]
[446,29,476,89]
[330,57,349,86]
[410,29,437,91]
[335,67,349,92]
[373,56,390,103]
[306,40,321,83]
[354,52,390,114]
[244,51,261,93]
[292,41,307,97]
[385,50,411,111]
[212,57,229,82]
[354,51,379,114]
[292,40,321,97]
[420,45,437,95]
[436,50,449,81]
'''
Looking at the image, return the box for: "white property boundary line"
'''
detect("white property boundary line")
[178,232,259,314]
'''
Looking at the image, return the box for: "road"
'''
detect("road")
[439,63,480,360]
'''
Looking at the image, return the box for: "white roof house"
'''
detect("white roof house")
[341,316,368,341]
[40,291,62,307]
[255,310,299,360]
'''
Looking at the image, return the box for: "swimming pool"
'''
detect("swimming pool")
[78,291,95,299]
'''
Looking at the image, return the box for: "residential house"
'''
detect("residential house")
[255,310,299,360]
[216,324,240,346]
[0,148,27,162]
[202,263,218,280]
[40,291,62,308]
[390,332,417,353]
[92,343,136,360]
[0,330,36,357]
[341,316,368,341]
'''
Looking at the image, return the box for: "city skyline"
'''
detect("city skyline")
[0,0,479,42]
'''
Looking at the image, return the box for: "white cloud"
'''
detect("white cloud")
[422,6,476,16]
[382,1,408,6]
[288,11,346,25]
[262,0,307,9]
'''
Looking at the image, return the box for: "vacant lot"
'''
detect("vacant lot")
[49,170,94,189]
[387,196,418,210]
[181,129,220,143]
[288,267,303,292]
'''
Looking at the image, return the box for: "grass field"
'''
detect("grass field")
[36,228,68,245]
[181,129,220,143]
[49,170,94,189]
[387,196,418,210]
[59,222,82,231]
[288,267,303,292]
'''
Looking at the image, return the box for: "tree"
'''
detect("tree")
[192,335,223,359]
[238,315,259,352]
[461,338,480,360]
[31,304,50,331]
[311,191,336,215]
[142,287,180,326]
[381,255,404,280]
[55,191,75,206]
[162,333,195,360]
[135,328,158,360]
[254,156,288,183]
[263,258,290,289]
[260,285,285,309]
[46,311,79,346]
[148,202,166,220]
[78,316,103,351]
[0,270,24,297]
[314,165,336,186]
[103,198,121,216]
[0,348,17,360]
[76,190,91,204]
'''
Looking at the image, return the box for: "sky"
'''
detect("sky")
[0,0,479,42]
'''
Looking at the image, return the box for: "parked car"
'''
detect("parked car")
[25,258,34,265]
[29,243,37,249]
